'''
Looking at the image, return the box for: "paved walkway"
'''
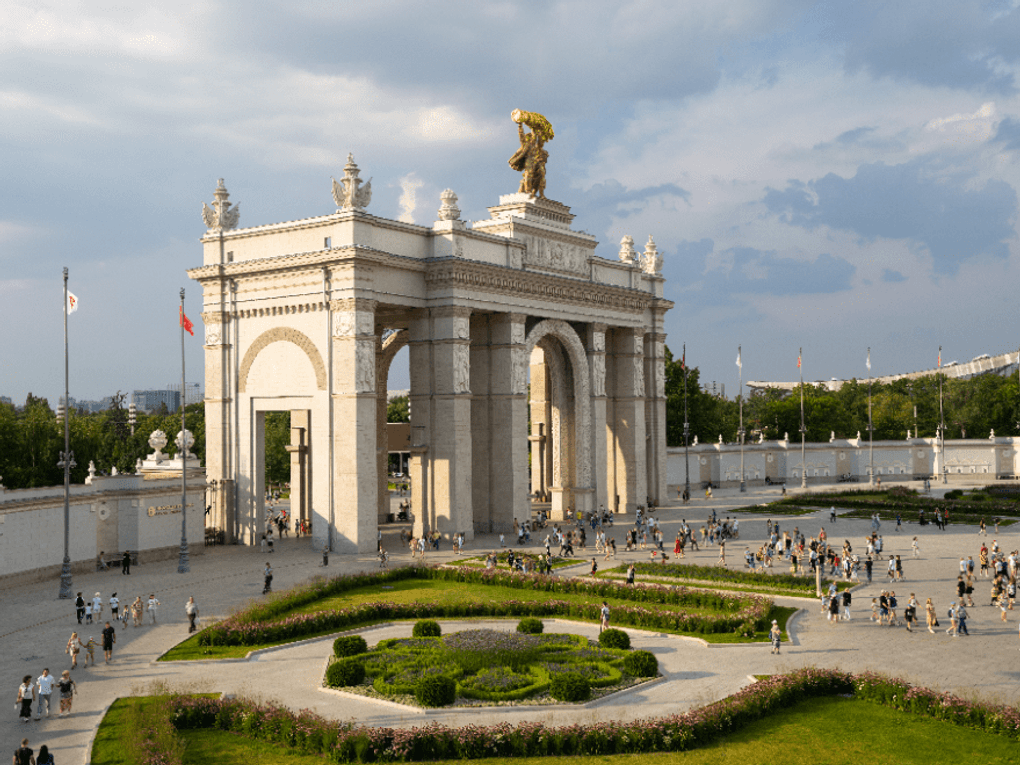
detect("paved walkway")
[3,482,1019,764]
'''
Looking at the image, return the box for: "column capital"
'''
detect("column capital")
[430,304,472,320]
[329,297,377,313]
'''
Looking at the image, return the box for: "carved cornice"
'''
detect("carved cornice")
[425,261,656,313]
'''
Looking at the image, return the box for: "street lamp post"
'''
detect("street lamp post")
[799,347,807,489]
[59,267,74,599]
[868,347,874,487]
[939,345,947,484]
[178,287,191,573]
[738,345,745,493]
[683,343,690,503]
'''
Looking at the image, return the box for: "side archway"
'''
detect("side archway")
[238,327,327,393]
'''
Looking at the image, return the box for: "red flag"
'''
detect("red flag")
[680,351,685,370]
[180,306,194,336]
[797,354,801,369]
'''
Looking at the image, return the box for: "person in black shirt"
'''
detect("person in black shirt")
[101,622,116,664]
[13,738,35,765]
[121,551,131,575]
[74,593,85,624]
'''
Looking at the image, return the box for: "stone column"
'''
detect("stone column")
[429,306,474,540]
[408,309,431,538]
[610,327,647,514]
[330,298,378,553]
[201,309,235,541]
[529,349,551,499]
[286,410,310,528]
[376,352,390,528]
[489,312,529,532]
[644,331,667,506]
[470,314,493,532]
[587,324,608,514]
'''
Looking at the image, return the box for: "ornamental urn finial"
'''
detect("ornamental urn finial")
[201,178,240,230]
[437,189,461,221]
[332,154,373,211]
[619,235,637,264]
[642,235,662,274]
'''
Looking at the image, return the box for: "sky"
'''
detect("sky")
[3,0,1020,405]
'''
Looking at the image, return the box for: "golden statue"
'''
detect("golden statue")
[508,109,554,198]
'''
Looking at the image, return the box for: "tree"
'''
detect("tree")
[387,396,410,423]
[264,411,291,486]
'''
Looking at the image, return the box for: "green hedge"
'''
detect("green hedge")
[517,617,544,634]
[414,675,456,707]
[196,566,775,648]
[550,672,591,702]
[325,658,365,687]
[623,650,658,677]
[166,668,1020,761]
[333,635,368,658]
[599,629,630,650]
[412,620,441,638]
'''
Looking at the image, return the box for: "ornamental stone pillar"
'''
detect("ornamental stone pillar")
[489,313,530,532]
[330,298,378,553]
[644,331,667,506]
[587,323,608,514]
[610,327,647,514]
[201,308,235,541]
[529,349,552,499]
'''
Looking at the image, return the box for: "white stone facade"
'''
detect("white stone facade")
[0,472,207,586]
[188,175,672,553]
[667,436,1020,490]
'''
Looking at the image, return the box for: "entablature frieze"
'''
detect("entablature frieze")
[424,261,665,314]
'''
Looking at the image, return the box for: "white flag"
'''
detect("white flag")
[866,350,871,371]
[67,291,79,314]
[736,349,742,369]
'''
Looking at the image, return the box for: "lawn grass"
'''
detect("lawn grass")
[595,563,853,598]
[160,578,796,661]
[98,696,1020,765]
[88,698,135,765]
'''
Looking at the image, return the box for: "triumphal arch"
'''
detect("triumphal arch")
[188,113,672,552]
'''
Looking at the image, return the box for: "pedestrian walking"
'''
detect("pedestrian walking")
[131,597,144,627]
[83,636,97,667]
[925,597,937,633]
[912,537,920,558]
[185,597,199,633]
[101,622,116,663]
[13,739,34,765]
[146,594,160,624]
[34,670,53,719]
[16,675,34,723]
[57,670,76,717]
[65,632,81,670]
[91,592,103,620]
[770,620,782,654]
[35,746,53,765]
[263,563,273,594]
[599,601,610,633]
[74,592,85,624]
[83,602,92,625]
[121,551,131,574]
[626,562,636,585]
[109,593,119,621]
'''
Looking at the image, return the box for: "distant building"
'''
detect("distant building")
[0,395,12,406]
[132,389,181,413]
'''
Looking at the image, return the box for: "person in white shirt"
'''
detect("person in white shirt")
[147,595,160,624]
[109,593,120,620]
[92,593,103,619]
[35,670,54,719]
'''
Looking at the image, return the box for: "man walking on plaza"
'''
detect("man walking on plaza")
[185,597,199,633]
[34,670,54,719]
[101,621,116,663]
[147,594,160,624]
[121,550,131,574]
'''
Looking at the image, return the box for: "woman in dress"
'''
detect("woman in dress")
[65,632,82,670]
[925,597,937,634]
[57,671,76,717]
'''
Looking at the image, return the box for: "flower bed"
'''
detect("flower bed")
[327,626,636,707]
[162,668,1020,762]
[605,562,852,594]
[194,566,776,648]
[766,489,1020,520]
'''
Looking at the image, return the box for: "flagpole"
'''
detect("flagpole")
[58,268,74,599]
[738,345,745,493]
[939,345,946,484]
[799,348,807,490]
[682,344,690,503]
[178,288,191,573]
[868,348,874,487]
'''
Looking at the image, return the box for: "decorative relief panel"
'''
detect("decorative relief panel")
[453,344,471,393]
[522,234,588,275]
[511,348,528,395]
[634,357,645,398]
[205,325,222,345]
[592,331,605,353]
[591,354,606,397]
[654,359,665,399]
[355,341,376,392]
[333,311,355,338]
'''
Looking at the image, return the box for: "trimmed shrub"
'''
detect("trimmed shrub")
[623,650,658,677]
[517,617,544,634]
[325,658,365,687]
[598,628,630,650]
[333,635,368,658]
[412,620,442,638]
[549,672,591,702]
[414,675,456,707]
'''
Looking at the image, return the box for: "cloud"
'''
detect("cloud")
[926,102,996,132]
[838,1,1020,93]
[993,116,1020,151]
[881,268,906,283]
[396,174,425,224]
[762,157,1019,274]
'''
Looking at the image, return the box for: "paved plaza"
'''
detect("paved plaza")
[4,482,1019,764]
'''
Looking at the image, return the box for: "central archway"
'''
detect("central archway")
[525,319,592,518]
